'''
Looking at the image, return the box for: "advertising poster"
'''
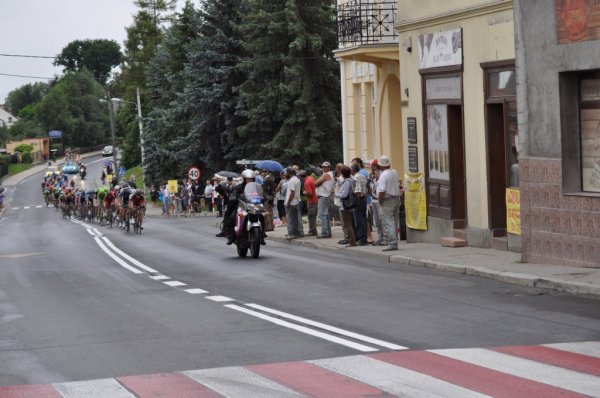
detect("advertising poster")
[506,188,521,235]
[404,172,427,230]
[167,180,178,194]
[427,104,450,181]
[580,107,600,192]
[418,28,462,70]
[556,0,600,44]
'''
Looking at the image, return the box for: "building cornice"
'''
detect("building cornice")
[333,43,399,64]
[394,0,513,33]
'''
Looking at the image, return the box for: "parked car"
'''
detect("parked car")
[102,146,114,156]
[62,161,79,174]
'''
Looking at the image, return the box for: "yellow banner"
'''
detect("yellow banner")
[107,174,113,183]
[404,172,427,230]
[506,188,521,235]
[167,180,178,194]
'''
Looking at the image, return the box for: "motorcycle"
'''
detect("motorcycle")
[234,182,266,258]
[79,167,87,180]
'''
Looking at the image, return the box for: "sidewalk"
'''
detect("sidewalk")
[267,222,600,299]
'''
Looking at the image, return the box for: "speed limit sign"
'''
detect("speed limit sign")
[188,166,202,181]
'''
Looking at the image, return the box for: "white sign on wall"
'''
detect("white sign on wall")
[418,28,463,70]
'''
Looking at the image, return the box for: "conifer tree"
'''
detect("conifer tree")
[237,0,342,165]
[179,0,248,173]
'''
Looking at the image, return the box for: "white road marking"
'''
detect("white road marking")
[23,206,30,209]
[164,281,187,287]
[101,237,158,274]
[93,237,143,274]
[185,288,209,294]
[545,341,600,358]
[206,295,235,302]
[86,229,97,237]
[54,378,135,398]
[431,348,600,397]
[247,303,407,351]
[92,228,102,236]
[310,355,490,398]
[225,304,378,352]
[184,367,304,398]
[36,205,42,208]
[11,207,19,210]
[150,275,170,280]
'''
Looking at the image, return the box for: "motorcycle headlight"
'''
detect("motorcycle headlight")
[247,203,264,212]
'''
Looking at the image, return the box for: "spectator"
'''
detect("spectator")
[262,172,276,231]
[284,168,302,239]
[149,185,159,207]
[351,163,368,245]
[299,170,318,236]
[204,180,214,212]
[161,184,170,216]
[314,161,335,238]
[275,171,288,226]
[369,160,384,245]
[377,155,401,251]
[334,163,350,244]
[337,166,357,247]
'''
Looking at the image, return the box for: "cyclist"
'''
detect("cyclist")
[118,184,132,228]
[129,189,146,230]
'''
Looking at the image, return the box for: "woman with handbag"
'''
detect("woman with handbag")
[337,166,357,247]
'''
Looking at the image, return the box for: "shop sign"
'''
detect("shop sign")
[506,188,521,235]
[407,117,418,143]
[581,79,600,101]
[556,0,600,44]
[418,28,462,70]
[404,172,427,230]
[425,77,461,100]
[408,145,419,172]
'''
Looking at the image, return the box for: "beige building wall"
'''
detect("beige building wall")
[397,0,514,234]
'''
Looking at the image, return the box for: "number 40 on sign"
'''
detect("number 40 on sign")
[188,166,202,181]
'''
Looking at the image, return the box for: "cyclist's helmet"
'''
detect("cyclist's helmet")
[114,185,120,190]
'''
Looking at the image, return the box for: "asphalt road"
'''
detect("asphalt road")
[1,157,599,386]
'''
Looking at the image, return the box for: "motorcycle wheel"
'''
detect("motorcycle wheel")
[250,227,261,259]
[237,244,248,257]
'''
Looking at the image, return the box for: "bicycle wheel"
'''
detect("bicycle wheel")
[125,210,131,233]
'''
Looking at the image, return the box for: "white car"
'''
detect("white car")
[102,146,114,156]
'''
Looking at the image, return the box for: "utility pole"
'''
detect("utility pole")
[136,87,145,190]
[102,92,118,178]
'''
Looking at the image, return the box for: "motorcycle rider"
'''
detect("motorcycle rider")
[225,169,266,246]
[79,164,87,179]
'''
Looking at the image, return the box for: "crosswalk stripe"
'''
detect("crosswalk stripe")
[184,366,304,398]
[53,378,135,397]
[493,345,600,377]
[310,355,490,398]
[248,360,403,398]
[430,348,600,397]
[545,341,600,358]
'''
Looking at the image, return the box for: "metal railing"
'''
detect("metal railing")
[336,0,398,47]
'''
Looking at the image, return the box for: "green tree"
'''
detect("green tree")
[175,0,247,175]
[5,82,49,116]
[7,119,45,141]
[116,0,176,173]
[238,0,342,165]
[142,0,201,180]
[35,70,110,148]
[54,39,122,85]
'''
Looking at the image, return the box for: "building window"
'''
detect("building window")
[560,70,600,195]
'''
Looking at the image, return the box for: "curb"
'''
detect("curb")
[269,236,600,300]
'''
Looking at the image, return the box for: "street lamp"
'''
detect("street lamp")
[99,95,118,178]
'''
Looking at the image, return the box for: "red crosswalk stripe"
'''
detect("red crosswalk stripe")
[117,373,221,398]
[0,384,62,398]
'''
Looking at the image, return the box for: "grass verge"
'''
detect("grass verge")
[8,163,33,176]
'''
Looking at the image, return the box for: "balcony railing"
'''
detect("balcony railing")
[336,0,398,47]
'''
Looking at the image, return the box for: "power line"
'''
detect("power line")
[0,53,56,59]
[0,72,55,79]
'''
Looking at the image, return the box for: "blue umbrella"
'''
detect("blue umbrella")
[256,160,284,172]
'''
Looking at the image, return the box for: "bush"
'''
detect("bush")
[22,152,33,163]
[14,144,34,153]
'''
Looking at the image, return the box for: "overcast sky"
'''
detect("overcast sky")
[0,0,184,104]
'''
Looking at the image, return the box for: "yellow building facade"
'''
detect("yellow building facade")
[335,0,519,249]
[396,0,517,248]
[334,1,403,169]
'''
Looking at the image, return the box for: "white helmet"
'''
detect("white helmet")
[241,169,254,179]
